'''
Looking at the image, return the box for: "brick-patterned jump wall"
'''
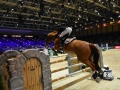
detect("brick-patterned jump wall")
[0,49,52,90]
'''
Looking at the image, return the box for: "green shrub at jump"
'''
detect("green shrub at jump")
[0,73,4,90]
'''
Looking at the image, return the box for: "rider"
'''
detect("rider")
[56,26,72,45]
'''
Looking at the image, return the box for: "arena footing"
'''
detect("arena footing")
[52,71,91,90]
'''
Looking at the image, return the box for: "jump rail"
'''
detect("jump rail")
[50,53,91,82]
[52,67,90,82]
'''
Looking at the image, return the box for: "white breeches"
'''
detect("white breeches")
[59,27,72,38]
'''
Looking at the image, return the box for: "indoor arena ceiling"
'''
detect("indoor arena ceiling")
[0,0,120,31]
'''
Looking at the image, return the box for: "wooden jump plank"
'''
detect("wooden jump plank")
[50,61,68,71]
[52,69,69,81]
[51,67,68,73]
[50,59,67,64]
[52,68,90,83]
[52,72,91,90]
[50,56,67,63]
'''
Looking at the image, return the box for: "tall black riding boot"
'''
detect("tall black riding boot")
[60,34,69,46]
[60,37,65,46]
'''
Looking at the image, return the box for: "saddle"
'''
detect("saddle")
[55,33,76,46]
[63,37,76,45]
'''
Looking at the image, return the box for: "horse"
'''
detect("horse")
[45,30,103,83]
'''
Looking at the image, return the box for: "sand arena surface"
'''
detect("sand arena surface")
[64,49,120,90]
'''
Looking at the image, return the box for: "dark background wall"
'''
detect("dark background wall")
[75,20,120,38]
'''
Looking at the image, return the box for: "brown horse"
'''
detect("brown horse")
[45,30,103,83]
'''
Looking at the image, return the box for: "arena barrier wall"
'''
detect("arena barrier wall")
[0,49,52,90]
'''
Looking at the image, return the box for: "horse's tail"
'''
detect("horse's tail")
[89,43,101,71]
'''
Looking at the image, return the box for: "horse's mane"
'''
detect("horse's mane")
[52,30,58,33]
[48,30,58,36]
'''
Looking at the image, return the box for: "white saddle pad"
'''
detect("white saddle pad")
[64,37,76,44]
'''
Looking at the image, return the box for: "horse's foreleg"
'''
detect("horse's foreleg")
[52,45,60,50]
[89,56,103,80]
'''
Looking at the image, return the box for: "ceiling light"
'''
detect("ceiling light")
[78,15,81,18]
[118,15,120,18]
[112,19,114,22]
[95,10,98,13]
[110,17,113,19]
[113,4,116,7]
[75,21,77,23]
[75,25,77,27]
[103,19,106,21]
[96,20,99,22]
[115,11,119,13]
[68,3,70,5]
[68,0,70,5]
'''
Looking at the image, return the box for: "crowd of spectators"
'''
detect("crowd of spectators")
[0,37,54,54]
[80,32,120,47]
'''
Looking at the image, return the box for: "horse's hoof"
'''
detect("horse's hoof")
[95,77,101,83]
[98,73,103,79]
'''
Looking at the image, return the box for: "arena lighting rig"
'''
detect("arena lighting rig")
[0,0,120,30]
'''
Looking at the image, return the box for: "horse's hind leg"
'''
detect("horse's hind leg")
[91,55,104,79]
[83,60,101,83]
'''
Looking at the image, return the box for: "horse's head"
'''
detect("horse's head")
[45,31,58,47]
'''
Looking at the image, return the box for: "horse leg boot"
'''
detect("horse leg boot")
[90,69,102,83]
[90,62,102,82]
[92,71,102,83]
[98,70,104,79]
[94,63,104,79]
[84,61,101,83]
